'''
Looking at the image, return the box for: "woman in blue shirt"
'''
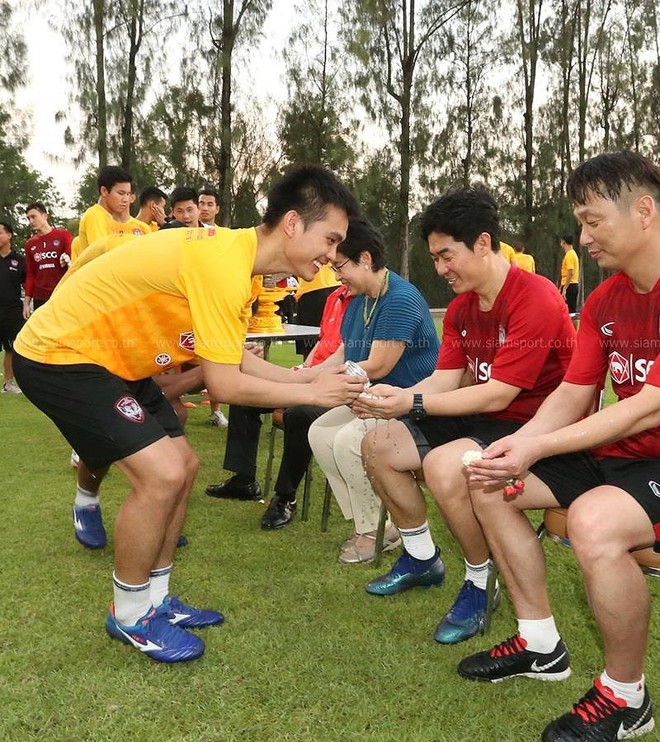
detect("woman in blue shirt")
[308,218,439,563]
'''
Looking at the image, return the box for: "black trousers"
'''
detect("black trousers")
[564,283,578,313]
[223,404,328,495]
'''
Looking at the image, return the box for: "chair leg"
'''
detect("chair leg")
[301,461,313,522]
[321,479,332,532]
[484,560,499,634]
[263,421,278,500]
[372,503,388,568]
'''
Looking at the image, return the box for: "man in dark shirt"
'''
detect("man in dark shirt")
[0,221,26,393]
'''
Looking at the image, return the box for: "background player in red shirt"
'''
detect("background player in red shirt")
[462,150,660,741]
[23,202,73,317]
[352,188,576,646]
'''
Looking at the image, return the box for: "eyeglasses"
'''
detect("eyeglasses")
[330,257,351,274]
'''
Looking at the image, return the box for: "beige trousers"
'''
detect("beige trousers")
[308,405,388,533]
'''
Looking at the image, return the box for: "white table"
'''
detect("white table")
[247,324,320,359]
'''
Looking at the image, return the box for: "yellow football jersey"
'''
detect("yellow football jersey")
[15,227,258,379]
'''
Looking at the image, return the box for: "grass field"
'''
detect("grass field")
[1,344,658,741]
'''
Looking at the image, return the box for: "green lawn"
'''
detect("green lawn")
[1,347,658,741]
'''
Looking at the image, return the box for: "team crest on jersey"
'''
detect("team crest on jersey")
[498,325,506,346]
[608,351,630,384]
[114,395,144,423]
[132,228,142,235]
[155,353,171,366]
[53,240,61,247]
[600,322,614,336]
[179,331,196,351]
[207,228,216,237]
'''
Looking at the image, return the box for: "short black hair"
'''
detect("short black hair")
[421,188,500,252]
[97,165,133,192]
[138,186,167,207]
[25,202,47,215]
[199,187,220,203]
[170,186,198,209]
[567,150,660,205]
[0,221,14,236]
[263,164,359,229]
[561,234,574,246]
[336,218,387,271]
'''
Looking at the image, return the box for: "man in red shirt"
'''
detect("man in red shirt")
[352,188,578,647]
[461,150,659,740]
[206,284,352,529]
[23,202,73,317]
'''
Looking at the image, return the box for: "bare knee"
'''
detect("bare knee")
[361,428,395,476]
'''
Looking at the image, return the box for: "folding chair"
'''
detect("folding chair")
[263,409,314,521]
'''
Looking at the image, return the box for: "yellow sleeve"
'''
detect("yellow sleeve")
[180,231,257,365]
[79,205,113,253]
[499,242,515,263]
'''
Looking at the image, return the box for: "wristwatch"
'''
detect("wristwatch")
[409,393,427,423]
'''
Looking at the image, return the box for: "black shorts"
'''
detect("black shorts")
[0,310,24,352]
[404,414,523,460]
[13,353,183,471]
[598,457,660,528]
[405,413,604,504]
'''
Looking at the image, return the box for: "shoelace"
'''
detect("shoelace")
[571,684,626,723]
[489,633,527,657]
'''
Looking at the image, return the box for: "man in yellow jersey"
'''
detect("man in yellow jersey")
[70,165,150,261]
[135,186,168,231]
[499,240,516,264]
[13,165,363,664]
[559,233,580,312]
[198,187,221,226]
[512,244,535,272]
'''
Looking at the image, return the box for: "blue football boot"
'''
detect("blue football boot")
[105,604,205,662]
[73,503,107,549]
[158,595,225,629]
[434,579,500,644]
[365,548,445,596]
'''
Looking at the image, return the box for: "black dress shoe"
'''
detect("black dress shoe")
[261,495,296,530]
[205,478,262,501]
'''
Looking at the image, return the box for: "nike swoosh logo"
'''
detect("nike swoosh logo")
[73,514,83,531]
[618,705,651,736]
[531,651,567,672]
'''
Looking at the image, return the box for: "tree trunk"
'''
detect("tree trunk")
[93,0,108,168]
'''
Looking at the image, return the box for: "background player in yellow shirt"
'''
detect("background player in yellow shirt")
[13,165,363,664]
[512,244,536,272]
[559,233,580,312]
[71,165,150,260]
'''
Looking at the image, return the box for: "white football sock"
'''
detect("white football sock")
[399,521,436,561]
[74,485,100,508]
[149,565,173,608]
[600,670,645,708]
[112,572,151,626]
[517,616,561,654]
[464,559,492,590]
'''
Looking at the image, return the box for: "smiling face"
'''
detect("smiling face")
[283,205,348,281]
[573,190,646,272]
[428,231,490,294]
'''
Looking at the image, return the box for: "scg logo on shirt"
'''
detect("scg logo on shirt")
[609,351,655,385]
[467,356,492,383]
